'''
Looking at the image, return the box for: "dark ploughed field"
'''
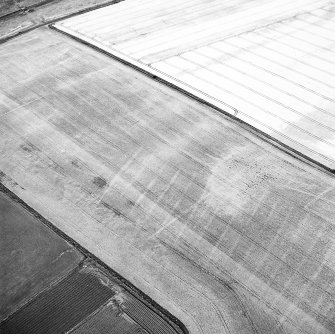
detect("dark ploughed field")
[0,185,82,320]
[0,186,185,334]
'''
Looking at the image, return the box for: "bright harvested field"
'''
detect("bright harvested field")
[55,0,335,170]
[1,27,335,334]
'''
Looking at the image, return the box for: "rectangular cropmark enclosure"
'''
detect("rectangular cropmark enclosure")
[53,0,335,171]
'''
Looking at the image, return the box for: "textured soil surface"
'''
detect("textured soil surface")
[0,0,52,17]
[1,26,335,334]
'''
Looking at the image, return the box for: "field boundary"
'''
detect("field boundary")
[50,23,335,176]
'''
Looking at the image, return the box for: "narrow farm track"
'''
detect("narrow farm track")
[1,24,335,334]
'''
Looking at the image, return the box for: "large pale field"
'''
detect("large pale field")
[1,26,335,334]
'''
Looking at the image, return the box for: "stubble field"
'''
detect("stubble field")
[1,26,335,334]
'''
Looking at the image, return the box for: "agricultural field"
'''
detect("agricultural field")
[2,1,335,333]
[1,22,335,334]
